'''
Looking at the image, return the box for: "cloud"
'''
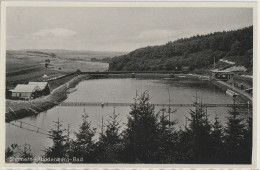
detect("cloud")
[32,28,77,38]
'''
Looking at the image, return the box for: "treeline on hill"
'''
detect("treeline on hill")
[6,92,252,164]
[109,26,253,73]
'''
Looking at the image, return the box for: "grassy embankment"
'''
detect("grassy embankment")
[6,74,89,122]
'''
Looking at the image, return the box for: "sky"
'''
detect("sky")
[6,7,253,52]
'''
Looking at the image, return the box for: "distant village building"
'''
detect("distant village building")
[211,70,235,81]
[11,82,50,100]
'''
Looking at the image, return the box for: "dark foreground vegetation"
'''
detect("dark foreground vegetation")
[6,92,252,164]
[109,26,253,74]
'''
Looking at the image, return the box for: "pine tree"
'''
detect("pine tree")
[96,108,123,163]
[210,115,224,163]
[241,117,252,164]
[123,91,160,163]
[5,143,34,163]
[5,144,18,162]
[18,143,35,163]
[224,99,246,164]
[43,118,67,160]
[70,111,97,163]
[156,106,178,163]
[174,127,193,163]
[188,101,213,163]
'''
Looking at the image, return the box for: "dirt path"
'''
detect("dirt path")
[45,75,80,99]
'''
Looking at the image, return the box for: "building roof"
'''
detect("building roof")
[11,84,41,93]
[28,82,48,90]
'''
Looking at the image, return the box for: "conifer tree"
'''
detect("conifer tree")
[174,127,193,163]
[18,143,35,163]
[188,101,213,163]
[96,108,123,163]
[43,118,67,160]
[224,98,246,164]
[70,111,96,163]
[210,115,224,163]
[5,144,18,162]
[5,143,34,163]
[241,116,252,164]
[156,106,178,163]
[123,91,160,163]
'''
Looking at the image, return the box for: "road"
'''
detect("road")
[215,80,252,102]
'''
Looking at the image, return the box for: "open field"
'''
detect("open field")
[6,50,53,73]
[50,59,108,72]
[7,50,110,74]
[6,50,109,89]
[22,49,127,61]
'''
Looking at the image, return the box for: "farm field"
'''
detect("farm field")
[36,49,126,61]
[6,50,109,89]
[50,59,108,72]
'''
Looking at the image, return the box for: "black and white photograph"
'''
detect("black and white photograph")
[0,1,258,167]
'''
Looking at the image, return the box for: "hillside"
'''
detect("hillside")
[28,49,127,61]
[109,26,253,74]
[6,50,110,86]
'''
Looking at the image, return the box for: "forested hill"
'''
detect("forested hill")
[109,26,253,73]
